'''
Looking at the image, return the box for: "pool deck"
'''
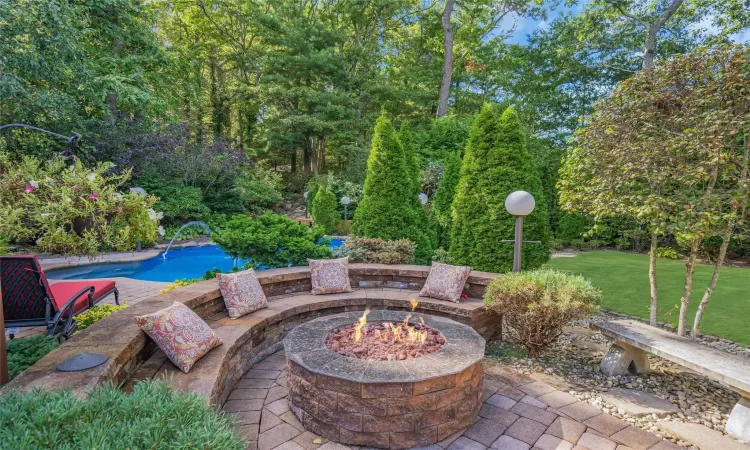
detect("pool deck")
[38,250,164,271]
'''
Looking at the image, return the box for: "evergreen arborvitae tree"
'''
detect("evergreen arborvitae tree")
[449,105,551,272]
[311,187,339,234]
[399,121,437,257]
[353,114,434,263]
[431,150,462,248]
[399,121,421,196]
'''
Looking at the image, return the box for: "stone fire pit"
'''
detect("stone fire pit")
[284,310,485,449]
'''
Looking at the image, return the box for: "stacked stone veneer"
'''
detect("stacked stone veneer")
[284,312,485,449]
[4,264,498,412]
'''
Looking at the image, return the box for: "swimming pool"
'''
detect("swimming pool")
[47,240,345,282]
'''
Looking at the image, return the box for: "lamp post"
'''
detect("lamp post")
[418,193,428,205]
[303,191,309,218]
[341,196,351,221]
[505,191,536,272]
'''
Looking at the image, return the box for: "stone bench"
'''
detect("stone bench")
[4,264,500,412]
[593,319,750,442]
[124,287,499,407]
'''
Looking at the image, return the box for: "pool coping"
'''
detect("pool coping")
[39,241,218,271]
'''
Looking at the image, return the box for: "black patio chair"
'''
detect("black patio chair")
[1,255,119,340]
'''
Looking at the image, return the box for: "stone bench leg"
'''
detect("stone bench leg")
[726,395,750,442]
[600,341,650,376]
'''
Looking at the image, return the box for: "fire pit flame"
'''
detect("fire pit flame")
[350,308,429,346]
[353,309,370,342]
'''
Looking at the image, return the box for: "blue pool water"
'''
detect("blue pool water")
[48,240,344,282]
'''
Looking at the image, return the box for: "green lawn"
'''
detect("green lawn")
[545,251,750,346]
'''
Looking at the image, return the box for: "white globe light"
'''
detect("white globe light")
[418,193,429,205]
[505,191,535,216]
[340,196,351,205]
[130,187,147,197]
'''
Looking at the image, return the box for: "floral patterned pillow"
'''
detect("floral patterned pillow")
[135,302,222,373]
[419,262,472,303]
[308,257,353,295]
[216,269,268,319]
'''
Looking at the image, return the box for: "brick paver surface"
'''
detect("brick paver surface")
[223,351,680,450]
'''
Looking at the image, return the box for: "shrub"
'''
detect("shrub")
[72,303,128,333]
[352,114,435,263]
[432,248,452,264]
[656,247,682,260]
[484,269,601,357]
[555,213,590,244]
[7,336,59,381]
[212,213,331,268]
[450,105,552,272]
[236,166,283,214]
[335,237,415,264]
[0,155,161,256]
[311,188,340,234]
[0,380,245,449]
[139,179,210,226]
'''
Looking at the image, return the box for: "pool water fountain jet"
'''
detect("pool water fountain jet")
[162,221,212,258]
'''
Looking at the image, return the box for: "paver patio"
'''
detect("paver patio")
[223,350,681,450]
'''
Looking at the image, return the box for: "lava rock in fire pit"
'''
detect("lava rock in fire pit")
[326,322,445,361]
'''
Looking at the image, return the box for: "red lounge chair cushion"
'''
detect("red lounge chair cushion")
[49,280,116,313]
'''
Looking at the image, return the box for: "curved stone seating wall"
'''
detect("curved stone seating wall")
[3,264,500,409]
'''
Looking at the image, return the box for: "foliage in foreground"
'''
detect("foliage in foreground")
[7,336,59,381]
[333,237,416,265]
[450,105,552,272]
[484,269,601,357]
[212,213,331,268]
[72,303,129,334]
[352,114,434,263]
[0,380,245,450]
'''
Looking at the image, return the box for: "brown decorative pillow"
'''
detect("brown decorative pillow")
[308,257,353,295]
[216,269,268,319]
[419,262,472,303]
[135,302,222,373]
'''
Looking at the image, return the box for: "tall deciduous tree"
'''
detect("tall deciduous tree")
[560,45,750,337]
[450,105,551,272]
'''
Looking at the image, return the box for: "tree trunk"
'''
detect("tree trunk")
[648,232,659,326]
[107,38,124,122]
[677,237,702,336]
[437,0,454,118]
[303,138,312,176]
[691,230,731,339]
[291,151,297,173]
[642,0,684,70]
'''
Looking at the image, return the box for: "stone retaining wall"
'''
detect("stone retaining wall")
[2,264,500,403]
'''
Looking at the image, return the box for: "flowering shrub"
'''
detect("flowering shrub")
[0,154,163,256]
[333,237,416,264]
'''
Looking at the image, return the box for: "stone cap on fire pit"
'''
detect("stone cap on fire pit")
[284,310,485,383]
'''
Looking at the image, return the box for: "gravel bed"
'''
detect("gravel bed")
[488,312,745,448]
